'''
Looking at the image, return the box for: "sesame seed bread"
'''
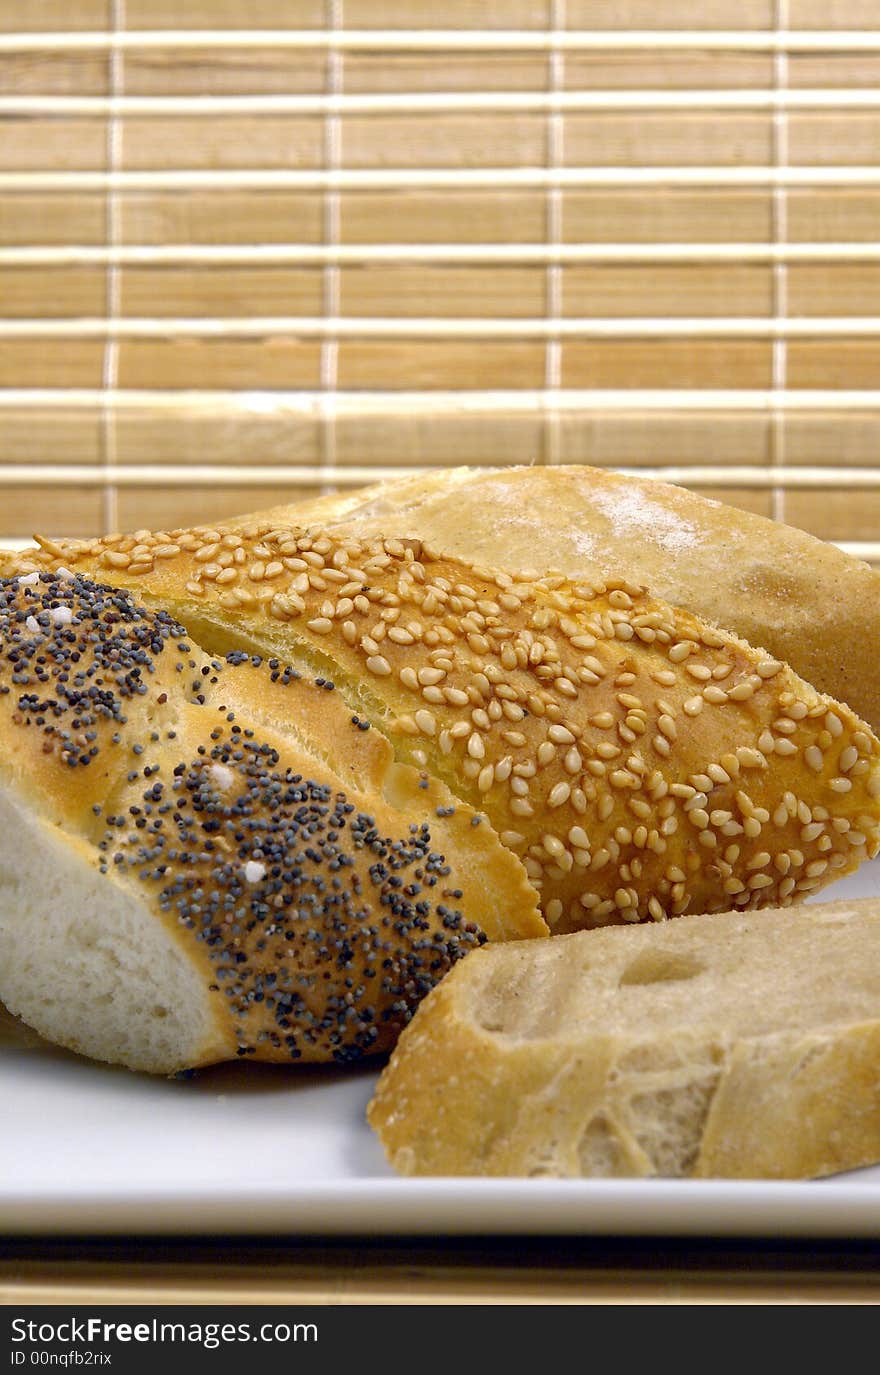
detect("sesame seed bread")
[368,897,880,1180]
[4,525,880,936]
[236,463,880,735]
[0,572,543,1074]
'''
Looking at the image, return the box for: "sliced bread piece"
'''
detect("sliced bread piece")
[368,898,880,1179]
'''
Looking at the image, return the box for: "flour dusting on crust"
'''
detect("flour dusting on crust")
[588,483,704,553]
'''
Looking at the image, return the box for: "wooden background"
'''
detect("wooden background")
[1,0,880,566]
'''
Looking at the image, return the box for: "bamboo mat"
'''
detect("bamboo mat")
[1,1,879,559]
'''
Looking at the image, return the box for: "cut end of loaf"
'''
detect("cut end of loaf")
[0,787,229,1075]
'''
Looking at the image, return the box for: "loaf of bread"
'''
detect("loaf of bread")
[0,570,543,1074]
[4,523,879,935]
[368,897,880,1180]
[236,464,880,735]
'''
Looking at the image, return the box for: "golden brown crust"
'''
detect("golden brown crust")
[0,571,543,1068]
[236,464,880,735]
[4,523,880,934]
[366,899,880,1180]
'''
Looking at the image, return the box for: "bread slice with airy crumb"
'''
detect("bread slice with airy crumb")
[368,899,880,1179]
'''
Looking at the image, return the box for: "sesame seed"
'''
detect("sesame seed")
[444,687,469,707]
[746,850,772,871]
[670,784,695,800]
[839,745,859,773]
[365,655,392,677]
[418,666,445,686]
[617,693,642,711]
[477,764,495,793]
[499,829,526,848]
[548,781,571,808]
[467,731,484,759]
[668,641,693,663]
[581,656,606,677]
[706,764,731,785]
[737,747,766,769]
[805,745,824,772]
[726,679,756,702]
[548,724,576,745]
[657,714,677,742]
[747,872,774,889]
[562,746,582,774]
[545,898,564,926]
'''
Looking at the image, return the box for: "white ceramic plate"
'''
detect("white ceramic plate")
[3,860,880,1239]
